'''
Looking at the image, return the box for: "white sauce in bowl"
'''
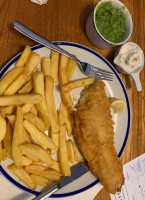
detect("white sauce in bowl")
[117,43,144,73]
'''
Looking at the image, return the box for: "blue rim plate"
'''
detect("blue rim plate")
[0,42,131,198]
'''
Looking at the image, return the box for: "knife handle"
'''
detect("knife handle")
[32,185,60,200]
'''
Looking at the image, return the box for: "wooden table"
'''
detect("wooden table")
[0,0,144,199]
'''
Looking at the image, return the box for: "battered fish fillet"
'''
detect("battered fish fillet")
[73,81,124,194]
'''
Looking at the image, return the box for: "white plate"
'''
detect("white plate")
[0,42,131,198]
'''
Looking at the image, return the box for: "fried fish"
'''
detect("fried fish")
[73,81,124,194]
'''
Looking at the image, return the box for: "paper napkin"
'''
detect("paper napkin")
[110,153,145,200]
[31,0,48,5]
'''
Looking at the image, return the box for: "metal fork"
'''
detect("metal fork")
[14,21,114,81]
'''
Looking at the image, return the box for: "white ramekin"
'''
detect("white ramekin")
[114,42,144,91]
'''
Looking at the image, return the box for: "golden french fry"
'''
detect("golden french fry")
[25,165,62,181]
[24,120,56,150]
[29,154,61,172]
[15,45,31,67]
[24,113,45,132]
[45,76,59,133]
[31,174,52,187]
[33,71,50,129]
[0,94,42,106]
[12,107,23,166]
[0,142,3,162]
[49,160,61,172]
[22,151,39,162]
[33,71,45,95]
[8,119,32,145]
[3,122,13,156]
[21,104,33,114]
[0,67,24,95]
[31,161,44,166]
[23,129,34,144]
[49,130,59,155]
[0,105,17,118]
[66,56,77,81]
[45,169,62,179]
[18,79,32,94]
[62,77,95,93]
[41,57,51,76]
[71,140,84,163]
[39,114,50,131]
[59,103,65,125]
[2,148,7,161]
[58,109,71,176]
[30,105,38,116]
[20,144,53,166]
[59,124,71,176]
[8,163,36,190]
[59,54,73,107]
[67,139,74,164]
[50,50,59,83]
[4,52,40,95]
[7,115,16,128]
[61,103,72,137]
[22,156,32,166]
[0,114,6,142]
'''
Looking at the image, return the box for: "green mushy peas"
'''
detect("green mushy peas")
[95,1,127,43]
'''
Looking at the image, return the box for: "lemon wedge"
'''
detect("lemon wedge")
[109,98,127,114]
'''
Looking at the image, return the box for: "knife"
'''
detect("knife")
[32,164,88,200]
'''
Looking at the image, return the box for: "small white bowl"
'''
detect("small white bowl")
[85,0,133,49]
[114,42,144,91]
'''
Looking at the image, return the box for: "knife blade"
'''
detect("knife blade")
[32,164,88,200]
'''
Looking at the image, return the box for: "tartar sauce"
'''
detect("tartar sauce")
[117,43,144,73]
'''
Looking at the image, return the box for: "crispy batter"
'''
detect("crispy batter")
[73,81,124,194]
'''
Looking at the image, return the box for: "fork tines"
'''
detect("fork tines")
[90,66,114,81]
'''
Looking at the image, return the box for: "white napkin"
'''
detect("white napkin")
[110,153,145,200]
[31,0,48,5]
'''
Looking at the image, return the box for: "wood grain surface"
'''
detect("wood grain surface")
[0,0,144,199]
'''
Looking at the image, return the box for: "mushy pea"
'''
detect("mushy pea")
[95,1,127,43]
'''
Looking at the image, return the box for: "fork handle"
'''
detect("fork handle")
[14,21,81,64]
